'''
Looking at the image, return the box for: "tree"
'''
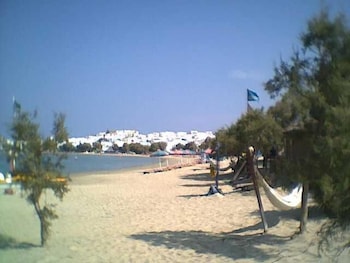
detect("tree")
[121,143,130,153]
[199,136,214,151]
[174,143,185,150]
[216,109,283,158]
[149,142,167,152]
[76,142,92,153]
[92,141,103,153]
[3,104,70,246]
[214,127,238,157]
[265,10,350,237]
[52,113,69,143]
[129,143,148,154]
[184,142,197,151]
[112,143,121,153]
[59,141,76,152]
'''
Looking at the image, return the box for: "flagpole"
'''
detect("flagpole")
[245,89,267,232]
[246,89,250,113]
[247,89,249,113]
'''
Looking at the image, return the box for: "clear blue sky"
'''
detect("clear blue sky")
[1,0,349,137]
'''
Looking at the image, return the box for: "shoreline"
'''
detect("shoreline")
[65,151,203,158]
[69,158,204,186]
[66,154,201,177]
[65,151,151,158]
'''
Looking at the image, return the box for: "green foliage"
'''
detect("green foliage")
[216,110,283,157]
[76,142,92,153]
[264,10,350,240]
[52,113,69,144]
[215,127,238,157]
[128,143,149,154]
[159,142,167,151]
[4,103,69,246]
[183,141,197,152]
[92,141,103,153]
[121,143,130,153]
[318,221,350,259]
[42,137,57,152]
[310,106,350,224]
[171,142,198,152]
[198,136,214,150]
[59,141,75,152]
[174,143,185,150]
[149,142,167,152]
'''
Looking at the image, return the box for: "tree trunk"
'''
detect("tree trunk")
[33,201,45,246]
[300,181,309,233]
[39,214,45,247]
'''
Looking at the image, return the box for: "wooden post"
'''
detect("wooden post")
[299,181,309,233]
[215,144,220,188]
[247,147,268,233]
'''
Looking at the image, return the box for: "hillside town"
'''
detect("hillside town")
[67,130,215,153]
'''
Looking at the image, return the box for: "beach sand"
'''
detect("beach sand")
[0,163,349,262]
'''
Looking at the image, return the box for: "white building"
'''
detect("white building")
[67,129,215,152]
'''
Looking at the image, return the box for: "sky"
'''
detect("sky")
[1,0,349,137]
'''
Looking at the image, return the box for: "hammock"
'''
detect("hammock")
[255,167,302,210]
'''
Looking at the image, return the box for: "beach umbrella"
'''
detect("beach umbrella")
[150,150,169,157]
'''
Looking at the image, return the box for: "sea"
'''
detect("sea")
[0,152,163,176]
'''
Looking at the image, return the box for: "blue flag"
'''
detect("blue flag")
[247,89,259,101]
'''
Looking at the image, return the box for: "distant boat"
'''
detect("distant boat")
[150,150,169,157]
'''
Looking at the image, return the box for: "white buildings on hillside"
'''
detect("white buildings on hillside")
[68,130,215,152]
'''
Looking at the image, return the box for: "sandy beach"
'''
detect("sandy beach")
[0,163,349,262]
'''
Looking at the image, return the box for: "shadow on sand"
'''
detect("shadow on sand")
[0,234,39,249]
[130,206,325,261]
[181,171,233,182]
[180,172,213,182]
[129,209,293,261]
[130,228,288,261]
[178,170,240,198]
[130,166,327,261]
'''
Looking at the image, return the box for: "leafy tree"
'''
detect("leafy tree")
[59,141,76,152]
[198,136,214,151]
[158,142,167,151]
[112,143,121,153]
[3,104,69,246]
[129,143,148,154]
[149,142,167,152]
[52,113,69,143]
[265,10,350,237]
[214,127,238,157]
[43,137,60,153]
[76,142,92,153]
[121,143,130,153]
[174,143,185,150]
[92,141,103,153]
[1,137,25,172]
[184,141,197,152]
[216,109,283,158]
[149,143,157,152]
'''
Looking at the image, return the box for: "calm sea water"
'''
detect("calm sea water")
[0,153,161,175]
